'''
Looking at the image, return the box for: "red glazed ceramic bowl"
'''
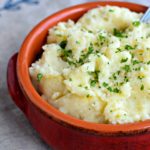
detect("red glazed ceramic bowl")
[7,1,150,150]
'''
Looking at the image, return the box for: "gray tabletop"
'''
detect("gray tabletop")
[0,0,149,149]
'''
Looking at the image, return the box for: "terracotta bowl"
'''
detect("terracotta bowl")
[7,1,150,150]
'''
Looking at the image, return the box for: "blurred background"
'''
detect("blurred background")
[0,0,150,150]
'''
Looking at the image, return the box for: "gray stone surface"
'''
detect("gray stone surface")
[0,0,149,149]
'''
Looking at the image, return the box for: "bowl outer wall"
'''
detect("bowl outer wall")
[8,53,150,150]
[17,1,150,134]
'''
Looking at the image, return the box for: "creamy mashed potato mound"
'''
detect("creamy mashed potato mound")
[29,6,150,124]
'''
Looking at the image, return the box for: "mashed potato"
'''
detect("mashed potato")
[29,6,150,124]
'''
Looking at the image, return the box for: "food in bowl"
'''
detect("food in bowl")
[29,6,150,124]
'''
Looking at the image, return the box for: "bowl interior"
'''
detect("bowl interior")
[17,1,150,134]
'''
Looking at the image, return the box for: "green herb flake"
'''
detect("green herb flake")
[115,48,122,53]
[120,82,124,86]
[61,49,72,62]
[84,86,88,90]
[103,82,108,87]
[37,73,43,82]
[132,60,140,65]
[109,9,114,12]
[124,76,129,82]
[59,40,67,49]
[76,41,80,44]
[68,60,76,66]
[78,84,82,87]
[98,34,105,41]
[88,30,93,33]
[131,53,135,58]
[125,45,134,50]
[140,84,144,91]
[113,28,125,38]
[135,66,141,71]
[88,44,94,54]
[122,65,131,72]
[112,73,117,80]
[121,58,128,63]
[117,70,121,75]
[113,88,120,93]
[78,58,84,65]
[86,94,90,98]
[132,21,140,27]
[107,87,113,92]
[90,80,97,87]
[78,44,94,65]
[69,78,72,81]
[137,76,144,80]
[147,61,150,64]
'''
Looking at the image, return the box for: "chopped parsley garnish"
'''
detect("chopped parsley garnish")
[125,45,134,50]
[76,41,80,44]
[61,49,72,61]
[106,85,120,93]
[113,28,125,38]
[93,70,100,80]
[132,21,140,27]
[37,73,43,82]
[134,66,141,71]
[98,34,105,41]
[88,44,94,54]
[69,78,72,81]
[77,43,94,65]
[88,30,93,33]
[121,58,128,63]
[109,9,114,12]
[132,60,140,65]
[131,53,135,58]
[147,61,150,64]
[88,70,100,87]
[117,70,121,75]
[86,94,90,98]
[67,60,76,66]
[103,82,108,87]
[124,76,129,82]
[107,87,113,92]
[115,48,122,53]
[140,84,144,91]
[59,40,67,49]
[113,88,120,93]
[84,86,88,90]
[137,76,144,80]
[112,73,117,80]
[122,65,131,72]
[78,84,82,87]
[78,58,84,65]
[103,82,120,93]
[90,80,97,87]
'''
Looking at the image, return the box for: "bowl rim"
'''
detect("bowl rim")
[17,1,150,134]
